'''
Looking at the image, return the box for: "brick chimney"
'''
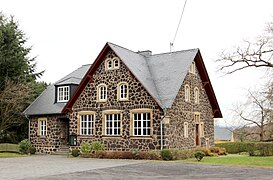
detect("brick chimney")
[137,50,152,57]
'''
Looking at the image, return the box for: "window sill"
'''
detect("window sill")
[78,135,95,138]
[102,136,122,139]
[130,136,153,140]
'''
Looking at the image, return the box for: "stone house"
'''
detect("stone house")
[24,42,222,154]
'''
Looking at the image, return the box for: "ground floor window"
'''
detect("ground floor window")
[80,114,94,135]
[105,114,121,135]
[132,112,151,136]
[184,122,189,138]
[39,119,47,136]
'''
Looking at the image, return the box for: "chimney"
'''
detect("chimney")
[137,50,152,57]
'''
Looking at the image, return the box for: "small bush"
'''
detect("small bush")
[209,146,227,155]
[71,149,80,157]
[18,139,33,154]
[161,149,172,161]
[104,151,133,159]
[194,151,205,161]
[91,141,105,152]
[139,150,161,160]
[194,148,214,156]
[29,146,36,154]
[171,149,194,160]
[131,149,140,159]
[80,142,91,157]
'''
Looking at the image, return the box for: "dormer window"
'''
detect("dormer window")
[189,62,196,74]
[105,57,120,70]
[57,86,69,102]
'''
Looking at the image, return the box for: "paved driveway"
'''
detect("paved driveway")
[1,155,273,180]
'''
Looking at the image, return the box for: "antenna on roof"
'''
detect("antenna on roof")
[170,0,188,52]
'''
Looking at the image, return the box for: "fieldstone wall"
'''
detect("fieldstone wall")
[164,63,214,149]
[29,115,69,154]
[70,50,162,151]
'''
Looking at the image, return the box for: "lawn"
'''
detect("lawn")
[184,154,273,167]
[0,152,23,158]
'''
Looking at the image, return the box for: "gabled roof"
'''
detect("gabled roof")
[64,42,222,118]
[24,64,91,116]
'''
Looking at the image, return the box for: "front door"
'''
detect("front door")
[60,118,69,146]
[195,124,200,146]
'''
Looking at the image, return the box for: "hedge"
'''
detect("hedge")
[216,142,273,156]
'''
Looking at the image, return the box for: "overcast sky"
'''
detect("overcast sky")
[1,0,272,126]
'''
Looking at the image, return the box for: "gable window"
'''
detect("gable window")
[79,113,95,135]
[38,118,47,136]
[189,62,196,74]
[194,113,200,123]
[185,84,190,102]
[97,84,107,102]
[194,87,199,104]
[131,110,152,136]
[118,82,129,101]
[105,57,120,70]
[184,122,188,138]
[113,57,120,68]
[57,86,69,102]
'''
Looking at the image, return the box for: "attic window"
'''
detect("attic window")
[57,86,69,102]
[105,57,120,70]
[189,62,196,74]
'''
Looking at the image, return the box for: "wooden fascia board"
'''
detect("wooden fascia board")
[62,43,110,113]
[195,50,222,118]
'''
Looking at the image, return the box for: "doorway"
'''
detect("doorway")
[195,124,200,146]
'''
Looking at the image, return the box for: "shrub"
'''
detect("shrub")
[80,142,92,157]
[18,139,33,154]
[29,146,36,154]
[161,149,172,161]
[171,149,194,160]
[194,148,214,156]
[90,141,105,152]
[131,149,140,159]
[209,146,227,155]
[215,142,249,154]
[71,149,80,157]
[139,150,161,160]
[194,151,205,161]
[104,151,132,159]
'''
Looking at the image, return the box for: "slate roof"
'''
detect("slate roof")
[25,42,222,118]
[24,64,91,115]
[109,43,198,108]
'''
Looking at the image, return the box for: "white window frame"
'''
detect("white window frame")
[194,87,199,104]
[118,82,129,101]
[189,62,196,74]
[97,84,107,102]
[184,122,189,138]
[38,118,47,136]
[105,113,121,136]
[200,122,204,137]
[105,57,120,70]
[132,111,151,136]
[79,113,95,136]
[57,86,69,102]
[185,84,190,102]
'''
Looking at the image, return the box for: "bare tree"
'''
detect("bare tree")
[0,80,30,135]
[217,23,273,74]
[234,90,271,141]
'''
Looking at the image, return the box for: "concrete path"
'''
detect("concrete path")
[1,155,273,180]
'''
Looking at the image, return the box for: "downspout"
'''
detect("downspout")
[161,108,168,150]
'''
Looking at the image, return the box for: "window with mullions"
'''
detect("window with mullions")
[57,86,69,102]
[105,114,121,136]
[97,84,107,101]
[133,112,151,136]
[118,82,128,100]
[80,114,94,135]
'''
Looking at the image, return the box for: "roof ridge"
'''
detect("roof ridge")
[152,48,198,56]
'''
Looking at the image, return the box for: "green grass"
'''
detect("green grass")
[183,154,273,167]
[0,152,23,158]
